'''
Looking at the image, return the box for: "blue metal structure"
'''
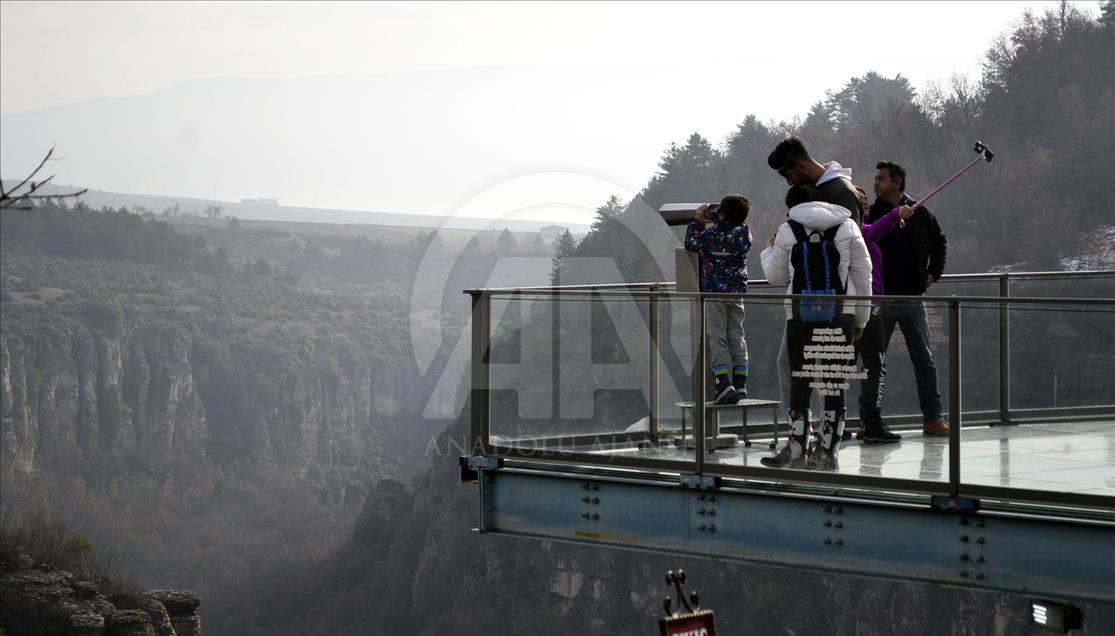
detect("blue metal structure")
[461,271,1115,605]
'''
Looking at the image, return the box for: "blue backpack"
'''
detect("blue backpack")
[788,220,844,323]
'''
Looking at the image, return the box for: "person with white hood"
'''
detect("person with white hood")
[766,137,863,421]
[760,184,872,470]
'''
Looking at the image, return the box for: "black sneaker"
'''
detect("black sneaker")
[713,383,738,405]
[860,421,901,444]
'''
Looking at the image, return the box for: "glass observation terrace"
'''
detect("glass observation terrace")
[466,271,1115,511]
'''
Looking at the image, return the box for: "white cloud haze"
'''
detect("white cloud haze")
[0,1,1096,224]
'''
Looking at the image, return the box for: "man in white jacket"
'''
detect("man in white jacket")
[760,185,872,470]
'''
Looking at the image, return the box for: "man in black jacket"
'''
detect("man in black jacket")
[768,137,863,223]
[871,161,949,436]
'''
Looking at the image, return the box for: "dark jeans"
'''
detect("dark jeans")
[856,306,886,423]
[786,315,855,416]
[881,300,942,423]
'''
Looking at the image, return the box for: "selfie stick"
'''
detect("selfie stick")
[911,141,994,211]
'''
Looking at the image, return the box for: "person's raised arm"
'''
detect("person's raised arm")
[861,205,912,244]
[684,204,710,252]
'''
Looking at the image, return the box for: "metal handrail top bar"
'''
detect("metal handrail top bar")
[465,269,1114,295]
[466,282,673,294]
[471,288,1115,307]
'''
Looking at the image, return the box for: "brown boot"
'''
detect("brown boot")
[761,409,809,468]
[923,418,950,436]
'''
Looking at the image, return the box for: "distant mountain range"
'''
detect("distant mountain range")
[0,179,585,233]
[0,70,682,231]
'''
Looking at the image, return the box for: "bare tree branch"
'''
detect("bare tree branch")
[1,146,87,210]
[5,145,55,195]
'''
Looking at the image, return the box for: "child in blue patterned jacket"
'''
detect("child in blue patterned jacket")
[685,194,753,404]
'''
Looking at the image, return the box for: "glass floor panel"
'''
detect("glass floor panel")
[578,420,1115,496]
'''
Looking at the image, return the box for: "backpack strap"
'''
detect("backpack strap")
[801,240,813,291]
[820,236,831,290]
[823,224,849,292]
[788,220,807,243]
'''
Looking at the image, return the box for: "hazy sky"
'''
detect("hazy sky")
[0,1,1097,224]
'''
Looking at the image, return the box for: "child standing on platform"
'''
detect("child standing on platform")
[685,195,753,404]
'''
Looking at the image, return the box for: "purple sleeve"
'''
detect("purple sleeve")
[861,208,900,244]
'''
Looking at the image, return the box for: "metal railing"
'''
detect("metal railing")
[465,270,1115,512]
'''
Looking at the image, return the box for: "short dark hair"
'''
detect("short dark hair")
[767,137,812,171]
[719,194,750,224]
[876,161,906,191]
[785,184,822,209]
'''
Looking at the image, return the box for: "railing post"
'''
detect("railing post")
[649,286,660,439]
[470,291,492,455]
[692,296,706,473]
[999,273,1011,424]
[949,300,962,498]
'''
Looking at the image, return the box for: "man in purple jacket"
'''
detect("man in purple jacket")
[852,185,911,443]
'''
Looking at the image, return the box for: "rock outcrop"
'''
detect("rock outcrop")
[0,567,200,636]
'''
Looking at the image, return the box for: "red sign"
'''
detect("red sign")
[659,610,716,636]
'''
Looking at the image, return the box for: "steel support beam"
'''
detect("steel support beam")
[474,469,1115,605]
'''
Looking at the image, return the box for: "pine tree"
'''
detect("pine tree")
[549,230,576,285]
[496,228,516,253]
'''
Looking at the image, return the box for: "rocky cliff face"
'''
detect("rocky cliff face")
[0,322,459,501]
[1,328,205,474]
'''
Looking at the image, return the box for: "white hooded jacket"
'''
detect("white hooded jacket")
[760,200,873,328]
